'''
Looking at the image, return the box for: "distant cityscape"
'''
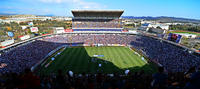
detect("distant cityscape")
[1,14,200,24]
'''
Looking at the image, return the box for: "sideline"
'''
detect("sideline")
[31,45,68,72]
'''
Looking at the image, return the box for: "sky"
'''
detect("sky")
[0,0,200,19]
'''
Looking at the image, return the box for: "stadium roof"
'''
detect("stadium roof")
[71,10,124,18]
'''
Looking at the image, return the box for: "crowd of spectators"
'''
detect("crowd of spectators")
[1,34,199,73]
[0,40,64,74]
[0,33,200,89]
[72,19,122,28]
[0,67,200,89]
[42,34,135,45]
[130,35,200,73]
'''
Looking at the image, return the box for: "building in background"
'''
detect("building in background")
[72,10,124,31]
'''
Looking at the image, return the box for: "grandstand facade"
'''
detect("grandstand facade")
[71,10,124,31]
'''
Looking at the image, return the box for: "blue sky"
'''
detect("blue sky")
[0,0,200,19]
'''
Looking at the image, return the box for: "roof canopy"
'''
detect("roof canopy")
[71,10,124,18]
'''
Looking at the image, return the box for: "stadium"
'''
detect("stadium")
[0,10,200,89]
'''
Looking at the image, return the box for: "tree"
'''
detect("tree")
[6,26,12,31]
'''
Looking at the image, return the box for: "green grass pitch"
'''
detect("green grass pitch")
[38,46,156,75]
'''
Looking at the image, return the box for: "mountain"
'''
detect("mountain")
[37,14,55,17]
[121,16,158,20]
[0,12,55,17]
[0,13,17,16]
[121,16,200,24]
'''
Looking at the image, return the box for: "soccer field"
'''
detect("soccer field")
[170,30,200,36]
[38,46,156,75]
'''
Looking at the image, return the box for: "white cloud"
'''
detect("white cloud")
[40,0,64,3]
[39,0,106,9]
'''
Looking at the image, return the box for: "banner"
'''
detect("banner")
[129,30,138,34]
[30,27,39,32]
[28,22,34,26]
[168,33,182,43]
[55,27,65,34]
[97,44,103,46]
[65,29,73,32]
[107,44,112,46]
[0,39,14,47]
[122,30,128,32]
[7,32,14,37]
[84,44,89,46]
[122,44,126,46]
[113,44,120,46]
[176,35,182,43]
[19,35,30,40]
[71,43,79,46]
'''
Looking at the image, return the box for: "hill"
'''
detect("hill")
[121,16,200,24]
